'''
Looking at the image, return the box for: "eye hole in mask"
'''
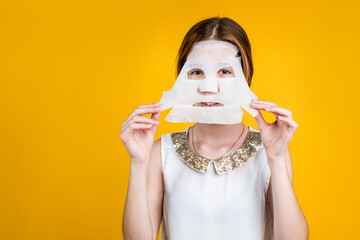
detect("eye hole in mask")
[187,66,235,80]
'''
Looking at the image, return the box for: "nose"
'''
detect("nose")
[198,77,220,95]
[197,86,220,95]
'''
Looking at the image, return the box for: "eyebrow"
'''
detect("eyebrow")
[188,62,232,69]
[217,62,232,68]
[188,63,203,68]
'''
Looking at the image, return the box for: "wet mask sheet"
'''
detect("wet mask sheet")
[159,40,259,124]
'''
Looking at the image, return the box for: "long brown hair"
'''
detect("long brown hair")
[176,17,254,87]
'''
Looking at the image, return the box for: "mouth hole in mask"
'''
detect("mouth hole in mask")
[192,102,224,107]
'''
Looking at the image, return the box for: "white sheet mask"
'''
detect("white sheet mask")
[159,40,259,124]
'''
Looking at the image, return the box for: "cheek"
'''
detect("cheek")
[217,79,239,92]
[227,71,235,77]
[181,80,202,92]
[217,73,235,78]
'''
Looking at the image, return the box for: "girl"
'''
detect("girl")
[121,17,309,240]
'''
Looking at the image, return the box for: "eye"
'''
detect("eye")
[218,67,235,78]
[220,69,231,74]
[187,68,205,80]
[190,69,203,75]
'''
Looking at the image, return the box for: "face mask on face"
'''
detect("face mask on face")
[159,40,259,124]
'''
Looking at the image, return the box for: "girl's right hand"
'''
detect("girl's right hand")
[120,103,161,165]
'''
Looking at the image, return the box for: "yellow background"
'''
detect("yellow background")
[1,0,359,239]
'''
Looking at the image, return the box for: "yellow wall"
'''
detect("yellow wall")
[1,0,359,239]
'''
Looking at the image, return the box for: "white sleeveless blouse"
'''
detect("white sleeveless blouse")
[160,126,274,240]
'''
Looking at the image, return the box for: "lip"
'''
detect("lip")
[192,102,224,107]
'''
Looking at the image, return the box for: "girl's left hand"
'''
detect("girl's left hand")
[250,99,298,160]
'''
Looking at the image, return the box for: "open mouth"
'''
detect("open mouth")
[192,102,224,107]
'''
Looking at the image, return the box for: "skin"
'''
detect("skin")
[121,72,309,240]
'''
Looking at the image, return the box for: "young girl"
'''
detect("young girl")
[121,17,309,240]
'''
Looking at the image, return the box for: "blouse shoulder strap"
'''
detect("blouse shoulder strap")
[160,128,188,172]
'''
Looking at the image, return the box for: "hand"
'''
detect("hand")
[120,103,161,164]
[250,99,298,160]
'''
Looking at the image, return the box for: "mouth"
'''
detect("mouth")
[192,102,224,107]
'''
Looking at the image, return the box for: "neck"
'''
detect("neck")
[192,122,247,148]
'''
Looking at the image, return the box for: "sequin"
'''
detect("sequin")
[171,127,262,174]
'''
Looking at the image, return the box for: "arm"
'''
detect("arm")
[122,157,153,240]
[250,99,309,240]
[122,138,164,240]
[120,103,163,240]
[147,139,165,240]
[266,147,309,240]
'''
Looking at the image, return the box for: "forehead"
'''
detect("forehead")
[187,40,239,63]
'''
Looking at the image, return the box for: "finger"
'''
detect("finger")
[134,106,161,116]
[151,111,160,121]
[278,116,298,130]
[136,102,160,108]
[120,121,154,142]
[251,99,277,106]
[277,117,298,137]
[250,102,277,110]
[250,103,280,119]
[123,106,160,128]
[123,115,159,130]
[254,110,268,130]
[129,123,153,129]
[133,115,159,125]
[264,106,292,118]
[149,112,161,133]
[124,104,160,125]
[120,124,138,142]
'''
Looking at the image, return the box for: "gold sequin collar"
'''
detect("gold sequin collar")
[171,127,262,174]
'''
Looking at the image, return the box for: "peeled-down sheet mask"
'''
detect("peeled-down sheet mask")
[159,40,259,124]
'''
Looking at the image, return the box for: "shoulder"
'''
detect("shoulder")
[152,128,188,169]
[248,127,265,154]
[169,128,188,137]
[161,128,189,147]
[247,126,263,151]
[247,127,268,170]
[153,137,161,151]
[248,127,271,193]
